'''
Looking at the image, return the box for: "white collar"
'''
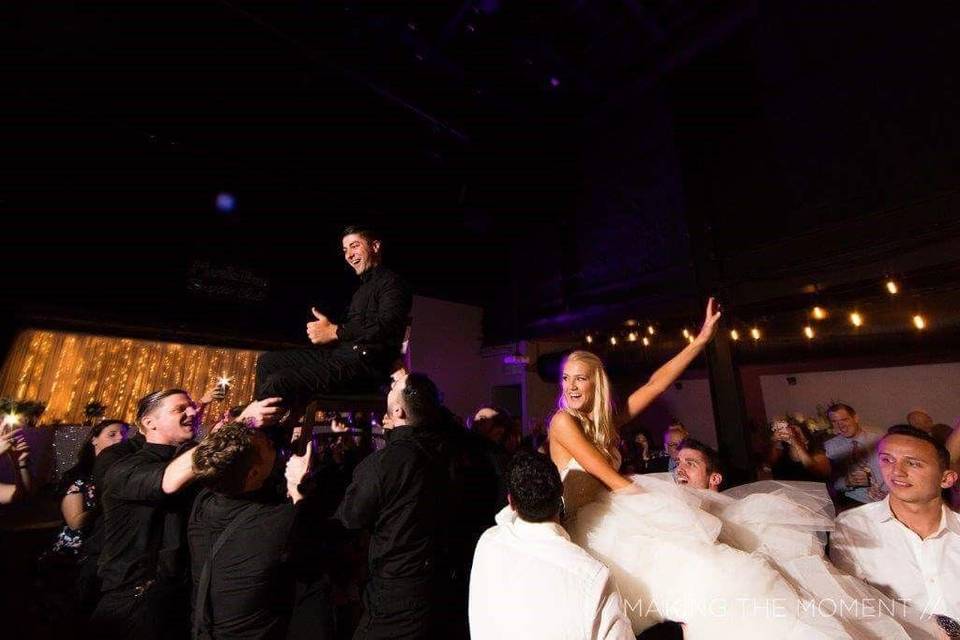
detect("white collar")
[878,496,960,539]
[495,505,571,542]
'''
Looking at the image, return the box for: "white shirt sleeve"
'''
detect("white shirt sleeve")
[591,570,635,640]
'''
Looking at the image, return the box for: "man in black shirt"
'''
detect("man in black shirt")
[188,422,314,640]
[335,372,457,640]
[90,389,281,640]
[254,225,412,417]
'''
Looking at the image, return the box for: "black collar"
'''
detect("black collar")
[359,263,383,283]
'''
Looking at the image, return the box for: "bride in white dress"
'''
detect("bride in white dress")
[549,299,849,639]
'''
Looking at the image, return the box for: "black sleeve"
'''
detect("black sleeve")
[106,457,167,503]
[334,453,382,530]
[336,273,412,345]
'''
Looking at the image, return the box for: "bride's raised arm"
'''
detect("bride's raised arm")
[619,298,721,428]
[550,411,632,491]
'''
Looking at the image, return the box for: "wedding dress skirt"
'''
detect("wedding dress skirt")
[560,461,934,639]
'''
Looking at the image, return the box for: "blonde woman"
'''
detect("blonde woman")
[548,299,852,640]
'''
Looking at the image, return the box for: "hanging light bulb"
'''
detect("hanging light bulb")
[730,329,740,341]
[750,327,761,341]
[647,325,656,335]
[812,307,827,320]
[686,335,695,344]
[585,335,593,344]
[642,336,650,347]
[804,326,815,339]
[913,314,926,330]
[609,336,617,346]
[886,280,899,295]
[627,331,638,342]
[682,328,691,339]
[849,312,863,327]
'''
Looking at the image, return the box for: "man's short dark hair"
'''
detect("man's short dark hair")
[192,422,260,496]
[827,403,857,416]
[883,424,951,470]
[677,437,722,476]
[402,373,442,425]
[507,451,563,523]
[341,224,381,244]
[136,389,189,426]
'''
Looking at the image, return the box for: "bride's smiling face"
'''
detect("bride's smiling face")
[561,360,595,412]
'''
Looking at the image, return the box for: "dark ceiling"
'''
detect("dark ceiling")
[2,1,959,357]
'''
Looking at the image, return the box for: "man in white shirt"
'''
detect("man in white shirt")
[468,451,634,640]
[831,425,960,635]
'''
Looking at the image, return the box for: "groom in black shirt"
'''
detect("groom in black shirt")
[254,225,412,417]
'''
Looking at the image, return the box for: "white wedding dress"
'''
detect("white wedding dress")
[560,459,940,639]
[701,481,938,640]
[560,456,841,638]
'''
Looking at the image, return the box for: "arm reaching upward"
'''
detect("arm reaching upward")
[621,298,721,426]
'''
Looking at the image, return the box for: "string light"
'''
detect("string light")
[913,314,926,330]
[642,336,650,346]
[750,327,761,341]
[730,329,740,341]
[647,325,656,336]
[682,328,691,339]
[686,335,695,344]
[609,336,617,346]
[886,280,899,295]
[804,326,815,340]
[849,312,863,327]
[627,332,638,342]
[0,329,260,426]
[812,307,827,320]
[585,335,593,344]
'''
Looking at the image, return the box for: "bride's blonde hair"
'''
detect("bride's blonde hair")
[556,350,617,461]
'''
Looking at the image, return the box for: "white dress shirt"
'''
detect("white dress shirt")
[469,507,634,640]
[830,496,960,620]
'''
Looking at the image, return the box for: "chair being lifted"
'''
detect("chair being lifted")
[300,322,411,432]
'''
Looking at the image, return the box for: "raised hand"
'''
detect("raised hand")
[306,307,338,345]
[236,397,285,428]
[0,428,21,457]
[285,440,313,503]
[693,297,722,346]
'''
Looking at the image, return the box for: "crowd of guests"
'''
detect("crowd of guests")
[2,226,959,639]
[2,377,957,639]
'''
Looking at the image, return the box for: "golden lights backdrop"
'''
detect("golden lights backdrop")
[0,329,262,425]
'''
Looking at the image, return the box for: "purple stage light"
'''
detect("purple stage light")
[549,77,560,88]
[215,192,236,213]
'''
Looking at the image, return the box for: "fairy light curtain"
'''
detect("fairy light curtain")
[0,329,262,425]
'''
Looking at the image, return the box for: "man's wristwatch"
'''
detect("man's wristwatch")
[937,615,960,639]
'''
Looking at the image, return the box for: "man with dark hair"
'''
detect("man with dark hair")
[824,403,884,508]
[254,225,412,420]
[188,423,315,640]
[90,389,281,640]
[468,451,634,640]
[674,438,723,492]
[831,425,960,630]
[334,371,456,639]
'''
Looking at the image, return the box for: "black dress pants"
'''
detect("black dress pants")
[254,348,383,409]
[352,575,457,640]
[88,579,190,640]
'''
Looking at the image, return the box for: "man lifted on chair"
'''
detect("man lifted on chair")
[255,225,412,427]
